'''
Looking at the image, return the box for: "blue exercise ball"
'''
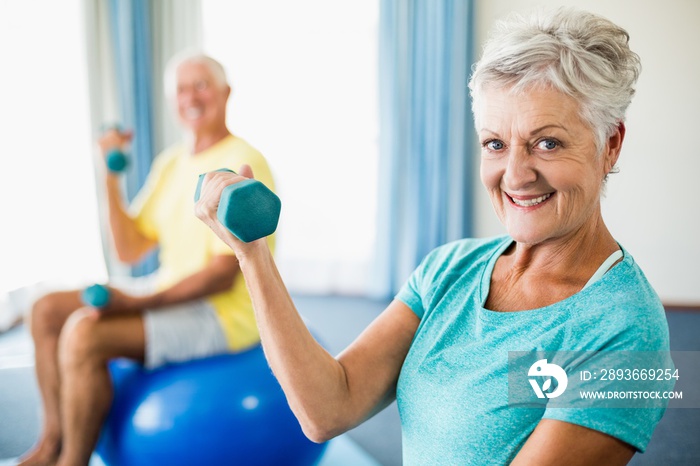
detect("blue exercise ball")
[96,345,328,466]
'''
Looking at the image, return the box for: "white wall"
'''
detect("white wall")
[0,0,107,293]
[200,0,379,295]
[472,0,700,305]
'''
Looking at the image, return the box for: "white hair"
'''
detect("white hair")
[469,7,641,155]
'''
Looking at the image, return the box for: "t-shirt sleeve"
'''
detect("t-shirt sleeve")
[396,243,455,319]
[542,288,674,452]
[397,270,426,319]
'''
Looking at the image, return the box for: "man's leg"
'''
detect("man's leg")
[19,291,83,466]
[54,310,145,466]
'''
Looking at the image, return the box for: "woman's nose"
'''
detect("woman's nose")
[503,147,537,190]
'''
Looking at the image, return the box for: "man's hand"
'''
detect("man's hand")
[98,127,133,155]
[86,287,146,315]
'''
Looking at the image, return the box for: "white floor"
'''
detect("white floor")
[1,436,381,466]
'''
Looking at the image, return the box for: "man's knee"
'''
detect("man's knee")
[29,292,72,335]
[58,311,104,370]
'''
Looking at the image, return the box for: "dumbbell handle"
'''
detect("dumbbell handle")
[82,284,110,308]
[194,169,281,243]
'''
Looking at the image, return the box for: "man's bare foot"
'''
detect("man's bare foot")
[17,437,60,466]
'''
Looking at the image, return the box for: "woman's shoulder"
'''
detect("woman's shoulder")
[592,246,663,314]
[412,235,510,289]
[428,235,510,264]
[568,247,669,351]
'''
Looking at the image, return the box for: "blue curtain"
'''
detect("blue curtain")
[373,0,475,298]
[108,0,158,276]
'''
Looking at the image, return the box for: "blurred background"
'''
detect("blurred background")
[1,0,698,304]
[0,0,698,465]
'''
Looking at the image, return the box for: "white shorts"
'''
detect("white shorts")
[111,275,229,369]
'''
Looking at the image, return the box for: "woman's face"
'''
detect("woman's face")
[175,62,230,134]
[477,86,619,245]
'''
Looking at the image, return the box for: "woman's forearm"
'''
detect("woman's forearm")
[238,242,355,442]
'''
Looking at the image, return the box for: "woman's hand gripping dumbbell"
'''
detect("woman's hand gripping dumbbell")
[194,166,281,244]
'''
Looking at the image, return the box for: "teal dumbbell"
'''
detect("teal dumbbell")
[100,123,129,173]
[106,149,129,173]
[194,169,281,243]
[82,284,110,308]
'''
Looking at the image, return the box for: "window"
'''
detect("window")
[0,0,107,293]
[201,0,379,294]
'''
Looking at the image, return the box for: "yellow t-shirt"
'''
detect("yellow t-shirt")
[130,135,275,350]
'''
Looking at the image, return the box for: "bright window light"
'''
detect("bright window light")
[201,0,379,295]
[0,0,107,293]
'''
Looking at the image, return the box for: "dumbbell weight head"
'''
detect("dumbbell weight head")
[106,149,129,173]
[218,179,281,243]
[194,169,281,243]
[82,284,110,308]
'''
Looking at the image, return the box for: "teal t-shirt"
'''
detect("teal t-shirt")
[396,235,672,465]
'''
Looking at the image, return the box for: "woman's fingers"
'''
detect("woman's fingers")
[194,170,248,249]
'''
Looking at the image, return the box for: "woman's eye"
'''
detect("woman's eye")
[195,80,209,91]
[536,139,559,150]
[485,140,505,151]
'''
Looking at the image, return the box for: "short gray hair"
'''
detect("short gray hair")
[164,50,229,98]
[469,7,641,154]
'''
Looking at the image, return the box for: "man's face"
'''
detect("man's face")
[175,61,230,134]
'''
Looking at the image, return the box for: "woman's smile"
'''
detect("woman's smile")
[506,192,554,209]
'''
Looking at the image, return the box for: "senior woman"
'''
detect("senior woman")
[196,8,671,465]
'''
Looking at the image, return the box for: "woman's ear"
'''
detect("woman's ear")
[604,122,626,174]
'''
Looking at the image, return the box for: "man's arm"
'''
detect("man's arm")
[98,128,157,263]
[104,174,157,263]
[102,254,239,312]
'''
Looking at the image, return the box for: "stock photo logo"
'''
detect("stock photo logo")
[528,359,568,399]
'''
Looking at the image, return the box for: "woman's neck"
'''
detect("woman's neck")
[486,210,620,312]
[505,210,619,282]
